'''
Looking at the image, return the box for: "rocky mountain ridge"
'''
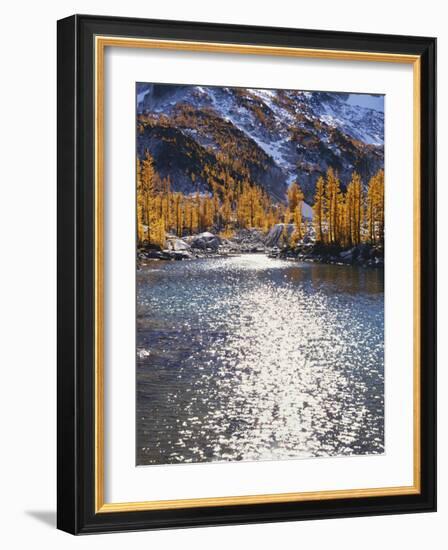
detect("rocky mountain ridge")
[137,83,384,205]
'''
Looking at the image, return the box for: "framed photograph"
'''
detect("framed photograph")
[57,14,436,534]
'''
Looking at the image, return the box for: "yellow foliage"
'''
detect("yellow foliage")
[136,151,384,251]
[312,168,383,247]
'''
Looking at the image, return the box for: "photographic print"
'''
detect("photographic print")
[58,17,436,533]
[136,83,385,466]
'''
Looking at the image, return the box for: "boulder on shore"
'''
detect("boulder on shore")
[165,236,191,252]
[264,224,295,248]
[339,248,354,261]
[186,232,221,250]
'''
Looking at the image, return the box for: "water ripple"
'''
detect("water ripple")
[137,254,384,465]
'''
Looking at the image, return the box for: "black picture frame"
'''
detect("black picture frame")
[57,14,436,534]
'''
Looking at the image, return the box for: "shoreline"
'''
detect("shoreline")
[137,243,384,270]
[137,227,384,269]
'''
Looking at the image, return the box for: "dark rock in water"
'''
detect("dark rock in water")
[137,243,161,256]
[146,250,172,260]
[170,251,192,260]
[140,248,193,261]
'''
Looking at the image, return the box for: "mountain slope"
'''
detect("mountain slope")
[136,83,384,205]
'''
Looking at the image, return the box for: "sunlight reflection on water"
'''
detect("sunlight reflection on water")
[136,254,384,465]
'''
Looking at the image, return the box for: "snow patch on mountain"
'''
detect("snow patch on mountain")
[137,83,384,202]
[312,97,384,146]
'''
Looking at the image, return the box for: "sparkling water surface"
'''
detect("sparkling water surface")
[136,254,384,465]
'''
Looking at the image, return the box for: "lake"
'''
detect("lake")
[136,254,384,465]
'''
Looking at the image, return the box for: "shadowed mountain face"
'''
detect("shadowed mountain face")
[136,83,384,204]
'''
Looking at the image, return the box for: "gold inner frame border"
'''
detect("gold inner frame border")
[94,36,421,514]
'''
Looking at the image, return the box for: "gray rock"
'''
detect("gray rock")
[356,243,371,261]
[165,236,191,252]
[187,232,221,250]
[339,248,354,261]
[264,224,295,248]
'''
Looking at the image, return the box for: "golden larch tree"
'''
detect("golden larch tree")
[313,175,326,242]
